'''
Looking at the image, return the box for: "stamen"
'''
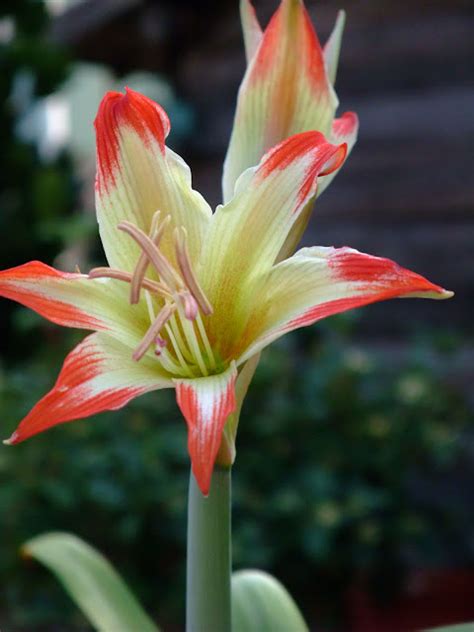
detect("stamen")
[118,221,183,292]
[178,290,199,320]
[130,212,171,304]
[132,303,176,362]
[129,210,161,304]
[88,267,172,298]
[96,219,216,377]
[175,227,213,316]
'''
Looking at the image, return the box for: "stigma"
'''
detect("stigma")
[89,211,215,377]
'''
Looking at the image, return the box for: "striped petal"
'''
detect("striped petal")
[0,261,148,347]
[240,0,263,63]
[237,246,453,364]
[4,333,171,445]
[95,88,211,272]
[276,112,359,262]
[323,10,345,85]
[174,363,237,496]
[223,0,338,202]
[317,111,359,198]
[202,132,346,357]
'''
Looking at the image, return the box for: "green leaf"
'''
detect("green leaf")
[426,625,474,632]
[23,532,159,632]
[232,569,308,632]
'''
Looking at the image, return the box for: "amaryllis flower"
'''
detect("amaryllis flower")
[0,88,452,495]
[223,0,358,204]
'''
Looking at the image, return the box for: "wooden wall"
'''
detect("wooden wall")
[52,0,474,338]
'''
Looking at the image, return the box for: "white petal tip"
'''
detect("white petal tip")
[440,289,454,299]
[3,432,18,445]
[402,288,454,300]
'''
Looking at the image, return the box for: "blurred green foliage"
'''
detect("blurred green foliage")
[0,0,78,363]
[0,1,472,630]
[0,0,72,268]
[1,322,471,628]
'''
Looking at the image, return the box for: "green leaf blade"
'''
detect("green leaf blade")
[232,569,308,632]
[426,625,474,632]
[23,532,159,632]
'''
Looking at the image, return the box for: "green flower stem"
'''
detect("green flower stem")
[186,467,231,632]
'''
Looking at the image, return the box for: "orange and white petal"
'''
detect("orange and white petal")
[174,363,237,496]
[317,111,359,198]
[202,132,346,353]
[323,10,345,86]
[223,0,338,202]
[0,261,149,347]
[95,88,211,272]
[276,112,358,261]
[240,0,262,63]
[4,333,171,446]
[237,246,453,363]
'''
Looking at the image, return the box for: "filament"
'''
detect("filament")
[89,216,216,377]
[132,304,176,362]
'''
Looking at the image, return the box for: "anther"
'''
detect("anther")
[88,267,172,298]
[118,221,181,291]
[130,212,171,304]
[132,303,176,362]
[178,290,199,320]
[175,227,213,316]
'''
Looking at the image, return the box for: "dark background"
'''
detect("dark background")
[0,0,473,630]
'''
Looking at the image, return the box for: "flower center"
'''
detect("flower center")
[89,211,216,378]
